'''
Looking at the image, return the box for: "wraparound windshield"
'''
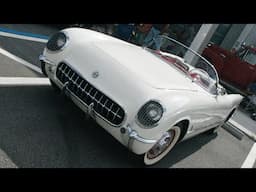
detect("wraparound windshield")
[144,35,220,94]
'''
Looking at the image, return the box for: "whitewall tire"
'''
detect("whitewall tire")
[144,126,181,165]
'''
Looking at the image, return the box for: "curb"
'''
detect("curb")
[226,119,256,142]
[222,123,244,140]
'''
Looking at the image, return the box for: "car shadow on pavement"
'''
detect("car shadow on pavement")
[57,98,219,168]
[0,86,217,168]
[0,86,141,168]
[148,132,218,168]
[0,86,76,168]
[59,98,219,168]
[58,97,145,168]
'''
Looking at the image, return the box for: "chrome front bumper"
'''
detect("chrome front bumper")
[39,55,55,66]
[124,125,157,154]
[126,125,157,144]
[40,55,158,155]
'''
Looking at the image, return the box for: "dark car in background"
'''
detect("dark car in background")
[203,43,256,92]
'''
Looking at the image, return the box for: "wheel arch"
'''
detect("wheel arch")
[174,119,190,142]
[224,108,237,123]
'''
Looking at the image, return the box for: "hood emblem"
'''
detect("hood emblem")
[92,71,99,78]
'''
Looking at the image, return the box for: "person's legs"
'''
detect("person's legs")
[143,28,154,45]
[143,27,160,47]
[153,35,162,50]
[138,33,147,45]
[114,24,134,41]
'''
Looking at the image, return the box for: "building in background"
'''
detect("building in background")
[209,24,256,51]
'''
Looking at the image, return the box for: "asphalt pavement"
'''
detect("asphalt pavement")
[232,108,256,136]
[0,24,255,168]
[0,24,58,68]
[0,58,254,168]
[0,85,254,168]
[0,49,43,77]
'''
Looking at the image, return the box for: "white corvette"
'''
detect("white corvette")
[39,28,243,165]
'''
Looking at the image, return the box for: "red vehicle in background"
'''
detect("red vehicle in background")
[202,43,256,92]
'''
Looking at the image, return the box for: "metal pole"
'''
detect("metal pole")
[232,24,254,50]
[184,24,219,65]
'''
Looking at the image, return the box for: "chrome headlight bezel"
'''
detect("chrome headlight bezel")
[136,100,164,128]
[46,31,68,51]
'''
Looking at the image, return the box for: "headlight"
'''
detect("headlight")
[137,101,164,128]
[46,32,67,51]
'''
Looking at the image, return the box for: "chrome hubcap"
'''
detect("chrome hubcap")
[147,130,175,159]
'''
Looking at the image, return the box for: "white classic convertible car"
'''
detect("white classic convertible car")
[39,28,243,165]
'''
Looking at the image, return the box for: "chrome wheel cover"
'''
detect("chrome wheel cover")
[144,126,181,165]
[147,130,175,159]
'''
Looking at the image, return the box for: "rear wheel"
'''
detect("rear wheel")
[144,126,181,165]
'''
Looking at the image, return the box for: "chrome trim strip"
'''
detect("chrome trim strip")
[127,125,157,144]
[39,55,56,66]
[62,84,124,127]
[55,62,127,127]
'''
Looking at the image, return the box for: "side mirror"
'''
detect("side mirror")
[217,87,226,96]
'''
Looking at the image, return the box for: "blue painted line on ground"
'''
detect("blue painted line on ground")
[0,27,49,40]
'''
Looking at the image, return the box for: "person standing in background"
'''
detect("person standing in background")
[113,24,135,41]
[143,24,170,50]
[132,24,152,45]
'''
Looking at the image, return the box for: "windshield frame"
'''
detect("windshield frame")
[144,35,220,94]
[161,35,219,83]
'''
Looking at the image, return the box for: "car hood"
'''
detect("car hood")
[93,41,197,91]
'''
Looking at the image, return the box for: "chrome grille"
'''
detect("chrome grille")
[56,62,125,126]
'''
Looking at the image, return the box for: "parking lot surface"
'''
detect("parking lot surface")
[0,24,57,68]
[0,24,255,168]
[0,85,254,168]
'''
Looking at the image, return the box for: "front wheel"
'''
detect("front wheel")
[144,126,181,165]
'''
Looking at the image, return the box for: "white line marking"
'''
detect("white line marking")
[0,47,42,74]
[241,142,256,168]
[0,77,50,86]
[0,31,48,43]
[228,119,256,141]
